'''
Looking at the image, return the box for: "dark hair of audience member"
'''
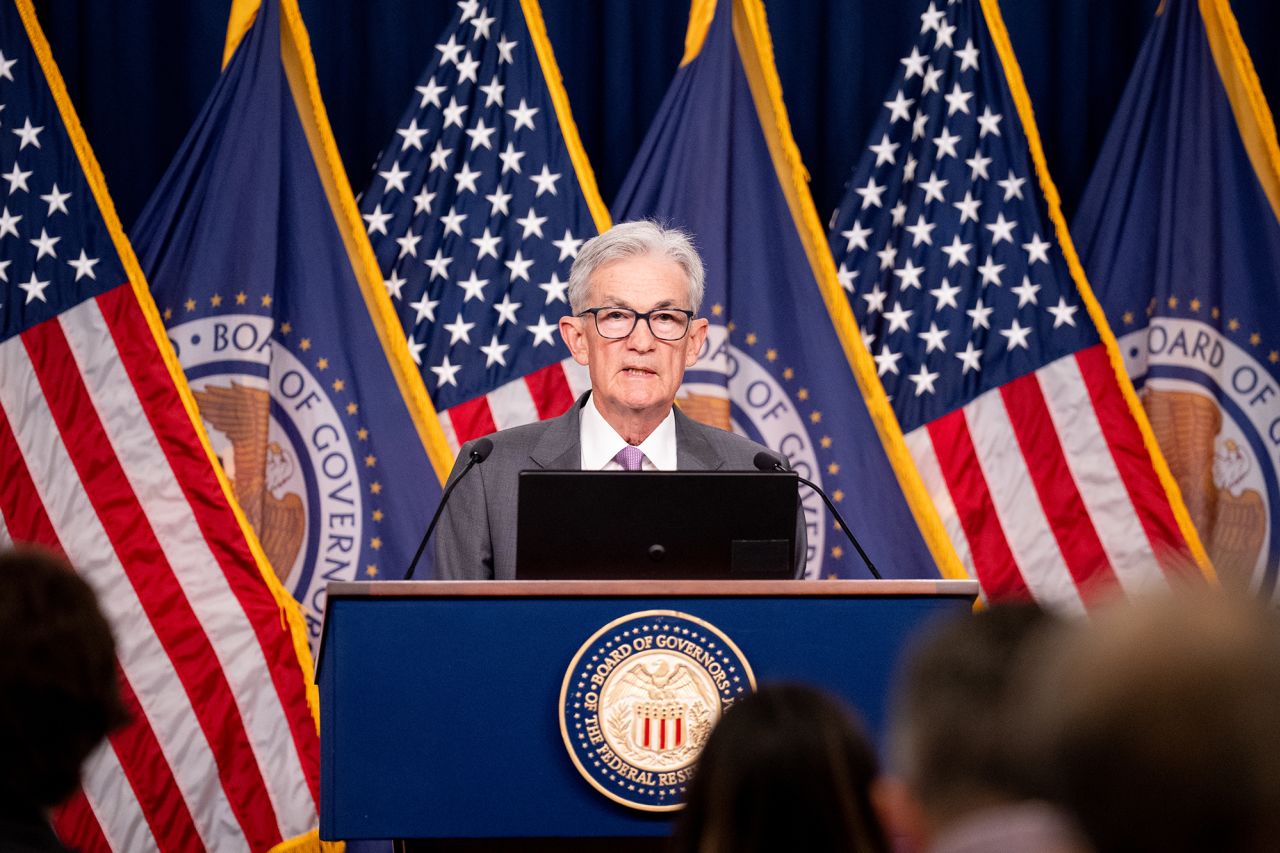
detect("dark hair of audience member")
[1016,593,1280,853]
[671,683,889,853]
[889,603,1057,831]
[0,547,128,811]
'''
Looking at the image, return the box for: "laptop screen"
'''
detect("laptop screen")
[515,470,799,580]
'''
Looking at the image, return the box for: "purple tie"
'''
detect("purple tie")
[614,445,646,471]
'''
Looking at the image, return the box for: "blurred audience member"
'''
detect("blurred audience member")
[0,548,127,853]
[887,604,1089,853]
[672,683,889,853]
[1020,593,1280,853]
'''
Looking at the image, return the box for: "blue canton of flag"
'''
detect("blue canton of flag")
[0,28,121,335]
[614,0,962,581]
[133,0,453,646]
[1076,0,1280,600]
[360,0,609,452]
[829,0,1208,609]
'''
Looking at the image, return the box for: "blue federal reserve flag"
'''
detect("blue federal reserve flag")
[1075,0,1280,598]
[614,0,962,580]
[133,0,453,648]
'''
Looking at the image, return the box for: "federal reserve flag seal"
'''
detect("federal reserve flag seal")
[1119,317,1280,596]
[559,611,755,811]
[149,277,445,655]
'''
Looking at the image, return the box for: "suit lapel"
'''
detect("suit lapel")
[529,392,589,469]
[675,406,724,471]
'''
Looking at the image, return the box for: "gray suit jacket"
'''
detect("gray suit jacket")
[434,392,807,579]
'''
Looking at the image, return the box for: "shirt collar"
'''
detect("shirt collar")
[579,397,678,471]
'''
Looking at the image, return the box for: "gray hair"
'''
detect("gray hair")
[567,220,706,315]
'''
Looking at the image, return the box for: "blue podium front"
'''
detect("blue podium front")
[317,579,977,842]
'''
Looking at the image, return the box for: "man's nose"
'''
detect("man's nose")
[626,316,657,350]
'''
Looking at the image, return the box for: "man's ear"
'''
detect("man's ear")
[685,317,710,368]
[560,315,590,366]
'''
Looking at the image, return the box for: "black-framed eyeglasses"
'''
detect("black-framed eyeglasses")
[577,306,695,341]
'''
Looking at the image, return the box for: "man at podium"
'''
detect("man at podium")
[434,220,804,579]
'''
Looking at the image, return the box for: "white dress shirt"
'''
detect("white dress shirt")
[579,399,677,471]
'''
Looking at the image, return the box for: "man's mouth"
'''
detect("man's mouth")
[622,367,655,376]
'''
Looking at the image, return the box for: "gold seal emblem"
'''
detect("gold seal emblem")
[1144,388,1266,588]
[195,382,306,582]
[559,610,755,811]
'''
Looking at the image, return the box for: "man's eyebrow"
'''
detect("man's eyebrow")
[594,296,682,310]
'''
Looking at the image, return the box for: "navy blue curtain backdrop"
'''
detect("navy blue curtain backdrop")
[29,1,1280,234]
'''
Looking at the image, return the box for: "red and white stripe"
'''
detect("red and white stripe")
[0,285,320,852]
[906,343,1199,611]
[439,357,591,450]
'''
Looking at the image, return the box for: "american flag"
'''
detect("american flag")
[829,0,1210,610]
[360,0,609,451]
[0,1,320,850]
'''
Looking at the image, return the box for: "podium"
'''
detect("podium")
[318,579,977,846]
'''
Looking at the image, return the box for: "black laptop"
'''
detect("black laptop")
[514,470,799,580]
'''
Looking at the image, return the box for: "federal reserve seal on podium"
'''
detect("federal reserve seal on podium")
[559,610,755,811]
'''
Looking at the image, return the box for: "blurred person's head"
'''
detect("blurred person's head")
[672,683,889,853]
[1018,593,1280,853]
[0,548,128,811]
[888,604,1062,841]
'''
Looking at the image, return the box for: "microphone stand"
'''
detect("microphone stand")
[403,438,493,580]
[755,451,883,580]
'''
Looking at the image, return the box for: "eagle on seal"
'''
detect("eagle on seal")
[194,382,306,584]
[1143,388,1265,588]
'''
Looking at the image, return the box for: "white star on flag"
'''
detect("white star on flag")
[18,270,50,303]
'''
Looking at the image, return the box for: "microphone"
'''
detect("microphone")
[403,437,494,580]
[753,450,883,580]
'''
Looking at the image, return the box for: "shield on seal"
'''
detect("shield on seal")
[632,701,687,752]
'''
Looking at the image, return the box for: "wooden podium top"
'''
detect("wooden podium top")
[327,578,979,599]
